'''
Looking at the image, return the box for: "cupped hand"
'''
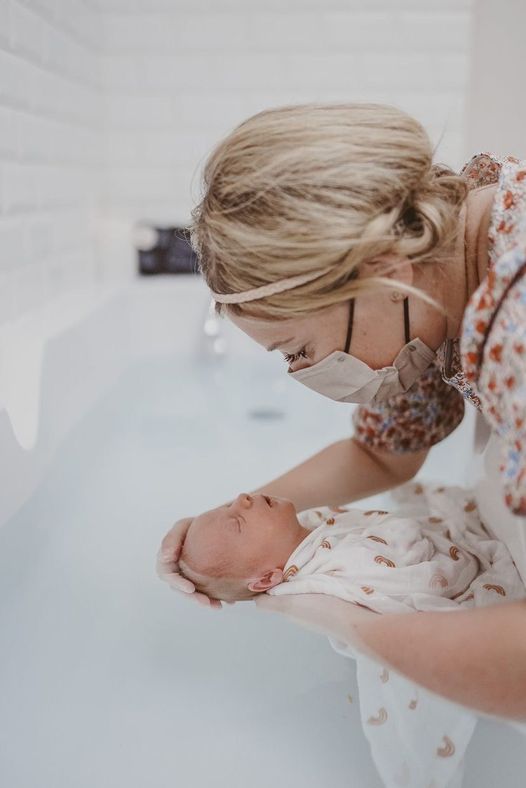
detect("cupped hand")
[156,515,230,610]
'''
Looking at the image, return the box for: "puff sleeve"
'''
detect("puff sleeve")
[474,276,526,516]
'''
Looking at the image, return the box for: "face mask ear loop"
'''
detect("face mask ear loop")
[345,296,409,356]
[344,299,355,353]
[403,297,411,343]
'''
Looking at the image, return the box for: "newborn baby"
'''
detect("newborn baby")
[177,484,526,610]
[178,493,309,603]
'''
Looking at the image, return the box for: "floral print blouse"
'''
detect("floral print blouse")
[352,152,526,517]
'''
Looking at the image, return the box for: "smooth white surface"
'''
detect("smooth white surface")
[1,279,525,787]
[0,285,121,450]
[0,277,212,530]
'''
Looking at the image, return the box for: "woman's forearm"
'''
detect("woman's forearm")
[249,437,428,511]
[351,601,526,720]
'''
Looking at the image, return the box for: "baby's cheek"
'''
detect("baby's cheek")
[240,544,265,577]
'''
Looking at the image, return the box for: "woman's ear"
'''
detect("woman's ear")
[364,254,414,286]
[247,568,284,593]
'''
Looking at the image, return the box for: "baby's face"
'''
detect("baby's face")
[182,493,308,590]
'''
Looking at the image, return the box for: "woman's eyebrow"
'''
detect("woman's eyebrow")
[266,337,295,352]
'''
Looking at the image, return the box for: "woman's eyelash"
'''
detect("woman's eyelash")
[282,347,307,364]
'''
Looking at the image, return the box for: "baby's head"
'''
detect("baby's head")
[178,493,310,603]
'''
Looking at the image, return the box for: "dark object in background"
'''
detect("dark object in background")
[134,224,199,275]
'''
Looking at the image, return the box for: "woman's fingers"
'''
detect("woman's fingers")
[254,594,284,611]
[191,592,223,609]
[156,517,198,595]
[159,517,193,560]
[156,515,225,609]
[156,546,195,589]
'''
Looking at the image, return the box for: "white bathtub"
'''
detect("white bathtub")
[0,276,524,788]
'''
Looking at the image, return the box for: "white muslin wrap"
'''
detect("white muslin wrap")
[267,481,526,788]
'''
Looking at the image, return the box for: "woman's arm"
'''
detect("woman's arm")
[249,437,429,511]
[256,593,526,720]
[354,600,526,720]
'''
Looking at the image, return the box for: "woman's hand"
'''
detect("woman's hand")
[254,592,377,646]
[156,516,225,609]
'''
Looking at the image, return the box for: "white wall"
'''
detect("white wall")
[466,0,526,161]
[0,0,103,326]
[0,0,475,323]
[100,0,475,274]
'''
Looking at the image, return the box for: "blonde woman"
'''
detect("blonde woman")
[157,103,526,720]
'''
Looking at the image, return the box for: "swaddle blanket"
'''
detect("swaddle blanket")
[268,481,526,788]
[268,482,525,612]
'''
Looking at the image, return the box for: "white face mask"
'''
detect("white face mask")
[287,298,436,405]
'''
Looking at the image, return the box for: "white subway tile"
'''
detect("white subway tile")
[103,165,178,202]
[136,131,216,167]
[13,259,46,315]
[248,11,329,51]
[3,162,38,213]
[0,49,34,109]
[0,216,28,270]
[27,214,54,258]
[35,164,86,210]
[172,92,246,131]
[28,63,57,115]
[357,52,469,90]
[52,208,88,253]
[100,53,141,90]
[104,131,139,164]
[93,0,473,9]
[0,106,16,158]
[0,0,10,48]
[59,0,96,46]
[0,271,16,323]
[317,11,471,52]
[41,19,73,72]
[16,0,56,24]
[102,94,176,129]
[15,110,55,161]
[104,11,252,52]
[43,252,69,299]
[0,1,474,325]
[10,1,44,62]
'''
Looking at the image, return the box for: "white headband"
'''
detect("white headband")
[210,265,334,304]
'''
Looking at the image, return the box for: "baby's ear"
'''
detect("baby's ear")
[247,568,284,593]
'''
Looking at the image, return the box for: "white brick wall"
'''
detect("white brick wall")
[467,0,526,161]
[0,0,103,325]
[99,0,474,277]
[0,0,475,324]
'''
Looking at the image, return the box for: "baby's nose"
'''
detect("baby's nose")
[238,493,253,508]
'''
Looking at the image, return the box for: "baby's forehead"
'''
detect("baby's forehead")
[186,506,228,542]
[184,512,214,556]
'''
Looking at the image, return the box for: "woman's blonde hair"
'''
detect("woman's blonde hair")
[189,102,469,320]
